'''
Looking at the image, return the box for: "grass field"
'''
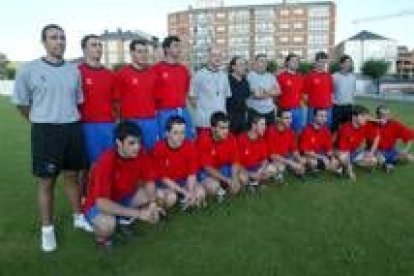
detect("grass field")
[0,96,414,276]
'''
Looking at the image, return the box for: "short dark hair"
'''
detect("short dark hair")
[352,105,369,116]
[285,53,298,65]
[255,53,267,60]
[248,112,266,129]
[41,24,64,42]
[114,120,142,142]
[277,109,291,119]
[339,54,352,64]
[315,51,328,61]
[162,35,180,50]
[81,34,100,50]
[313,108,327,116]
[166,115,186,132]
[229,55,243,73]
[129,39,147,51]
[210,111,229,127]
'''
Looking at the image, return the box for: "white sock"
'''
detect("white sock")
[42,225,54,233]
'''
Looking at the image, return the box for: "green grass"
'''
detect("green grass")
[1,96,414,276]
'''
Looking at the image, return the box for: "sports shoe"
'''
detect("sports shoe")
[41,225,57,252]
[217,187,227,203]
[273,172,284,184]
[384,163,395,173]
[74,213,94,232]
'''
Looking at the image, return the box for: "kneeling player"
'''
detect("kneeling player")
[266,109,306,181]
[82,121,163,248]
[197,112,242,200]
[336,105,378,181]
[299,108,339,173]
[152,116,205,209]
[237,113,277,189]
[367,105,414,172]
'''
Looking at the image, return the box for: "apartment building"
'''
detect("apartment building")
[168,1,335,68]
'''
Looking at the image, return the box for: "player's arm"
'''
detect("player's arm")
[96,198,157,223]
[16,105,30,121]
[204,165,232,184]
[161,177,192,199]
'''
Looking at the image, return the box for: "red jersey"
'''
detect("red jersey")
[299,124,333,153]
[115,65,157,119]
[337,122,369,152]
[266,125,298,157]
[277,71,304,109]
[82,148,155,213]
[237,133,269,169]
[152,139,199,181]
[366,120,414,151]
[152,61,190,110]
[196,130,239,168]
[303,70,333,108]
[78,63,116,122]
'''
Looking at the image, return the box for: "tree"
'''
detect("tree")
[112,62,125,72]
[329,62,340,73]
[266,60,278,73]
[298,62,313,74]
[0,53,10,80]
[361,59,390,94]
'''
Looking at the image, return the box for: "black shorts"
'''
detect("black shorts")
[31,122,86,178]
[332,104,353,132]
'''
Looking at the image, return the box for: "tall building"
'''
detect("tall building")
[167,1,336,68]
[335,30,397,74]
[397,46,414,78]
[100,28,159,69]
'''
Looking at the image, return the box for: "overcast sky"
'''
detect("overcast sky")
[1,0,413,61]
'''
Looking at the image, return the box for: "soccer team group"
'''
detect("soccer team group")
[12,24,414,252]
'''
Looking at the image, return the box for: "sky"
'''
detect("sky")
[1,0,413,61]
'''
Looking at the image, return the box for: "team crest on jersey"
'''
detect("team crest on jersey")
[311,137,316,143]
[245,149,249,155]
[86,78,93,85]
[165,159,170,167]
[313,78,320,84]
[211,149,216,155]
[162,72,169,79]
[286,80,292,86]
[132,78,138,85]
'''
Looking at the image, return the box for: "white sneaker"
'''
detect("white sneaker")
[41,225,57,252]
[73,214,94,232]
[217,187,226,203]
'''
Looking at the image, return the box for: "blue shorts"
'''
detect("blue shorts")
[130,118,159,150]
[83,122,115,165]
[288,107,305,133]
[307,107,333,129]
[156,178,188,189]
[84,195,133,224]
[350,150,365,163]
[198,164,232,182]
[379,148,399,165]
[157,107,195,139]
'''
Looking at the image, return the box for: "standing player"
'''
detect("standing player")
[304,52,334,128]
[332,55,356,132]
[336,105,379,181]
[227,56,250,134]
[78,34,117,165]
[367,105,414,171]
[12,24,91,252]
[266,109,306,181]
[115,39,159,150]
[82,121,163,249]
[152,36,194,138]
[152,116,205,209]
[189,46,231,134]
[196,112,242,198]
[237,113,277,188]
[246,54,280,125]
[277,54,306,133]
[299,109,339,173]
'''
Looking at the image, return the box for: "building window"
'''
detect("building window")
[216,12,226,19]
[293,22,304,29]
[216,26,226,32]
[293,36,304,43]
[280,9,290,16]
[216,38,226,45]
[293,8,304,15]
[293,49,303,56]
[279,23,289,29]
[280,36,289,43]
[308,6,329,18]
